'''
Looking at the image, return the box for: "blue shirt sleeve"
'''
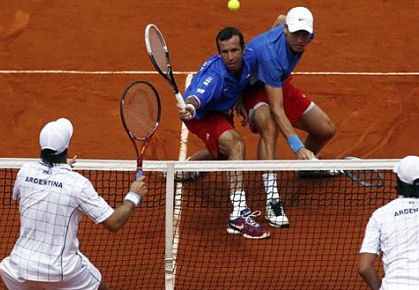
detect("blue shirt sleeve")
[184,72,223,109]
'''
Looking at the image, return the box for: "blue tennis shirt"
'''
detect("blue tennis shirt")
[247,24,310,88]
[183,47,257,120]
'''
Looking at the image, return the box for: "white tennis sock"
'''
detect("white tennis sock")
[263,172,280,205]
[229,191,247,218]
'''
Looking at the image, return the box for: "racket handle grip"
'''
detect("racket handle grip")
[175,92,186,110]
[136,170,143,180]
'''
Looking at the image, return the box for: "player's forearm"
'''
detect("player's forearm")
[359,269,381,290]
[103,202,136,233]
[265,86,300,146]
[266,85,310,157]
[272,109,296,139]
[359,257,381,290]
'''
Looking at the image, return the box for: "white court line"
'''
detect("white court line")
[171,73,193,288]
[0,70,417,76]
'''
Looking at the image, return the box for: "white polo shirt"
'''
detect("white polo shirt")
[7,161,114,282]
[360,197,419,289]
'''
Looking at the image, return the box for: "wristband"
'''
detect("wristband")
[124,191,142,207]
[185,103,196,118]
[287,134,304,154]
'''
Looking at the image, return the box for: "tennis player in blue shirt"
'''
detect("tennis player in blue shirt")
[242,7,336,167]
[178,27,270,239]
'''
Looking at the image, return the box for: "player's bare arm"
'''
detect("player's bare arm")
[265,84,315,160]
[359,253,381,290]
[101,176,148,232]
[272,14,286,27]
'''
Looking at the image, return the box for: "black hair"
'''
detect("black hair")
[40,149,68,167]
[396,177,419,198]
[215,27,244,52]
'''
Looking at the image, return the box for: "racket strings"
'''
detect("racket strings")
[148,27,169,73]
[122,85,159,139]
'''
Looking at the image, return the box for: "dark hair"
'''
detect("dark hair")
[396,177,419,198]
[216,27,244,52]
[41,149,68,167]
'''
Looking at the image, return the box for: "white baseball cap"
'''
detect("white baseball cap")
[286,7,314,34]
[393,155,419,185]
[39,118,73,154]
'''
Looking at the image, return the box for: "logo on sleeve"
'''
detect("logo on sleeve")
[203,76,213,86]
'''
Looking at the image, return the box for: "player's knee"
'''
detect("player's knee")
[324,120,336,140]
[314,118,336,141]
[253,106,276,136]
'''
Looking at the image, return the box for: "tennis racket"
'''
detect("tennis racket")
[120,81,161,179]
[343,156,385,188]
[144,23,186,110]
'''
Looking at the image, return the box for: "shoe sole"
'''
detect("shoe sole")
[226,226,271,239]
[267,221,290,228]
[265,215,290,228]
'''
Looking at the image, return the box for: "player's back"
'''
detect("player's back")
[375,197,419,288]
[10,161,89,281]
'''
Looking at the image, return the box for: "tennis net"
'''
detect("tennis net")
[0,158,397,289]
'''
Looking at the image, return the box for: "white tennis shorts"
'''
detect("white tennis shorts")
[0,255,102,290]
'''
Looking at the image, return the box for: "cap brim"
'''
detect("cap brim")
[288,23,313,33]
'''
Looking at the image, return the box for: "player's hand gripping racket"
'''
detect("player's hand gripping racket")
[120,81,161,179]
[144,24,186,110]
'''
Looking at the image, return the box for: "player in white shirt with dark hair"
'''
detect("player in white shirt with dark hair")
[0,118,148,290]
[359,155,419,290]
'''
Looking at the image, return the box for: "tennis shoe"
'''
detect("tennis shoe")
[227,208,270,239]
[163,171,202,181]
[174,171,202,181]
[265,199,289,228]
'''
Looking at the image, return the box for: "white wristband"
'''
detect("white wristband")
[185,103,196,118]
[124,191,142,207]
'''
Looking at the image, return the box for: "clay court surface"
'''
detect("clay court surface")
[0,0,417,289]
[0,0,417,160]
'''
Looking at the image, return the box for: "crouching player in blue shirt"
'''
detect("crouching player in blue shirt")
[178,27,270,239]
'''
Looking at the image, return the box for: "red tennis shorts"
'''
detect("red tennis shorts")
[242,76,313,126]
[184,113,234,159]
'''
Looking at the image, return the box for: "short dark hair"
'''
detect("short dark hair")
[396,177,419,198]
[216,27,244,52]
[41,149,68,167]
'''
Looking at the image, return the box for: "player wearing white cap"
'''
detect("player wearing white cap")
[0,118,148,290]
[242,6,335,162]
[234,6,337,228]
[359,155,419,290]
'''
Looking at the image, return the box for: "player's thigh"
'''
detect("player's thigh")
[50,258,102,290]
[218,129,244,159]
[0,259,38,290]
[185,113,235,159]
[294,104,335,137]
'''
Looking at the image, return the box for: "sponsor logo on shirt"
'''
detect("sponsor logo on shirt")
[25,176,63,188]
[197,88,205,94]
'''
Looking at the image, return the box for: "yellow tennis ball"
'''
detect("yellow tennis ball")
[227,0,240,11]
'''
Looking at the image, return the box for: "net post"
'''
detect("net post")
[165,161,175,290]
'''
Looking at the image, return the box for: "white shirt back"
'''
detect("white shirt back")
[9,161,114,282]
[360,197,419,289]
